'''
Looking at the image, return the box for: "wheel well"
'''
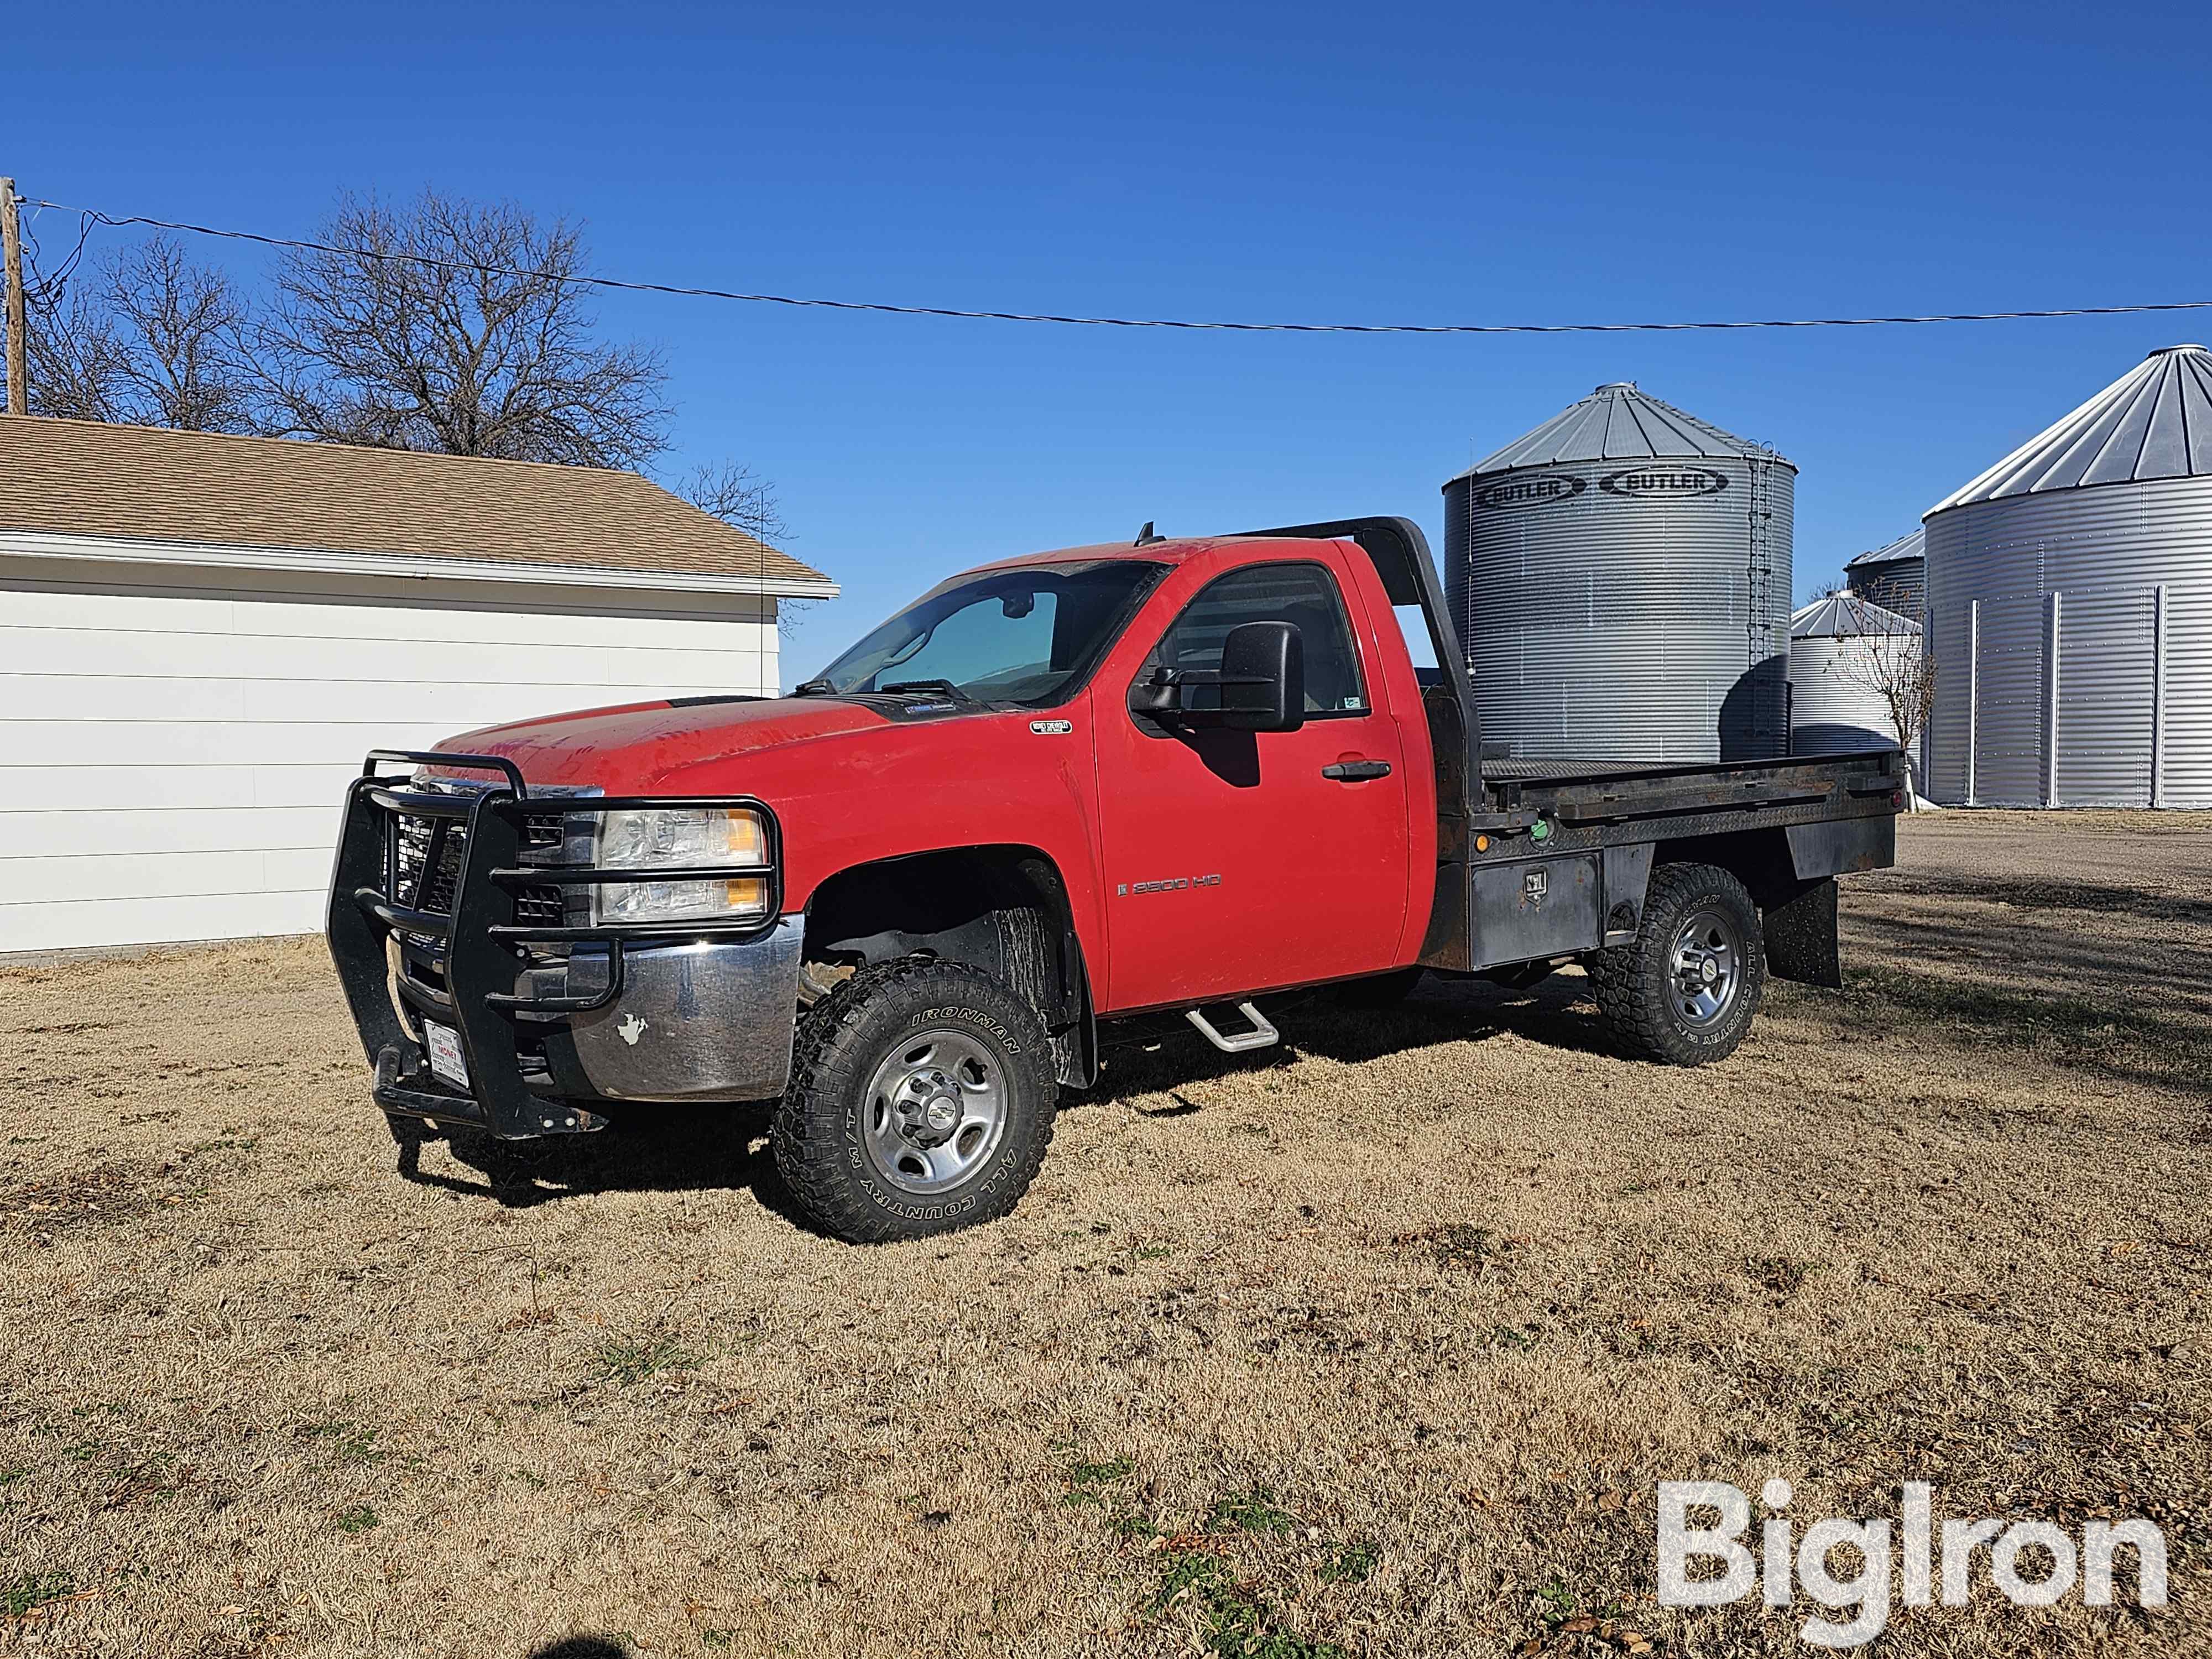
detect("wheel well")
[1650,827,1800,909]
[801,847,1094,1086]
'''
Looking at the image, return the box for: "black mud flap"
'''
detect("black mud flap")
[1764,877,1841,989]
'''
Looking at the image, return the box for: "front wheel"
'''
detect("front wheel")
[1583,863,1766,1065]
[771,958,1058,1242]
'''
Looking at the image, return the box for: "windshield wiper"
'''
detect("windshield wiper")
[878,679,974,703]
[791,676,837,696]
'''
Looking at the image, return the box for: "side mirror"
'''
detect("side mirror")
[1219,620,1305,733]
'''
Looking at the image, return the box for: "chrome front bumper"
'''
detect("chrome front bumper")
[530,919,805,1102]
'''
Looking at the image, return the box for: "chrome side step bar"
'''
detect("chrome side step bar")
[1185,1001,1280,1053]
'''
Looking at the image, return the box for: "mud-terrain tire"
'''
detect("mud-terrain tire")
[1584,862,1766,1066]
[772,957,1058,1243]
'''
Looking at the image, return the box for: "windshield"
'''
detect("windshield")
[807,560,1165,707]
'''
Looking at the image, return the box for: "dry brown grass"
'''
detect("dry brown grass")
[2,812,2208,1658]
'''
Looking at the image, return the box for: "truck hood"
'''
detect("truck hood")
[440,695,892,792]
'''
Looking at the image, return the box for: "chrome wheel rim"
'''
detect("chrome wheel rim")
[860,1028,1009,1195]
[1668,907,1742,1030]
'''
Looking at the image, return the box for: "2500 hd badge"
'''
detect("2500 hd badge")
[1119,874,1223,896]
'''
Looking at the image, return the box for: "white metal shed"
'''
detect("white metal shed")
[0,418,837,952]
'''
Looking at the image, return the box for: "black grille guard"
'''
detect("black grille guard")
[326,749,782,1139]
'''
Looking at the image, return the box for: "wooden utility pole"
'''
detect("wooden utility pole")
[1,177,25,415]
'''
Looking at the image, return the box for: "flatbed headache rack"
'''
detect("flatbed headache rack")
[325,749,782,1140]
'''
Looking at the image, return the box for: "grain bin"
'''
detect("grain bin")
[1444,383,1794,765]
[1788,593,1921,767]
[1844,529,1925,623]
[1924,344,2212,807]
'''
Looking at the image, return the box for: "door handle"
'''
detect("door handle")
[1321,760,1392,782]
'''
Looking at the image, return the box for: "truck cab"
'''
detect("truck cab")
[328,518,1903,1241]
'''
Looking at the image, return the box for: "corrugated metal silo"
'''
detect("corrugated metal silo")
[1924,343,2212,807]
[1788,592,1921,758]
[1844,529,1925,623]
[1444,383,1794,765]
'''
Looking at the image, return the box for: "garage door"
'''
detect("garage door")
[1,566,776,952]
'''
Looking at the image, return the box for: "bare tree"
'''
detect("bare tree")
[25,235,251,430]
[247,191,669,467]
[679,461,813,638]
[108,236,254,431]
[25,280,130,421]
[1827,604,1937,801]
[679,460,788,547]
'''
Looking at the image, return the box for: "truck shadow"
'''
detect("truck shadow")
[393,973,1614,1214]
[1089,971,1613,1102]
[394,1100,800,1219]
[1321,972,1613,1063]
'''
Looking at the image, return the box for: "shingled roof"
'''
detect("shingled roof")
[0,415,832,591]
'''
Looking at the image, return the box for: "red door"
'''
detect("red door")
[1097,554,1411,1011]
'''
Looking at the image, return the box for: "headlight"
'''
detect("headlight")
[594,807,773,926]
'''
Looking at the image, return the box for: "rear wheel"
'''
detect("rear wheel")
[1584,862,1766,1065]
[772,957,1057,1242]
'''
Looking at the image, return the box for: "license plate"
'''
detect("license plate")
[422,1021,471,1089]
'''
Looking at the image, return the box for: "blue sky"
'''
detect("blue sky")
[13,1,2210,682]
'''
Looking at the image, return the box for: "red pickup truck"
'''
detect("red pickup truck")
[328,517,1902,1241]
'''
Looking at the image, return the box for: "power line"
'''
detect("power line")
[32,197,2212,337]
[21,208,96,305]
